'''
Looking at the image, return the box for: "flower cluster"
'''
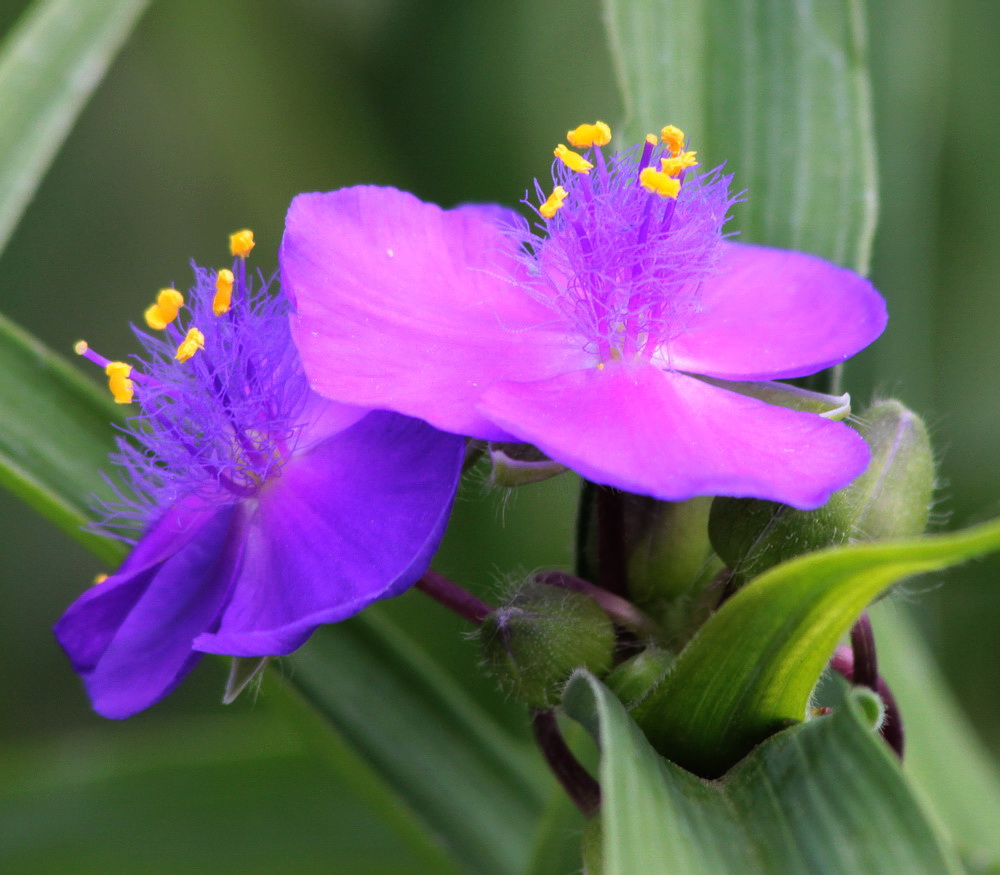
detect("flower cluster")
[60,121,888,719]
[57,233,463,718]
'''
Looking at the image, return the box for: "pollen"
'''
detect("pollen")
[554,144,593,174]
[660,125,686,156]
[660,151,699,177]
[214,269,234,316]
[229,229,255,258]
[540,186,568,219]
[639,167,681,198]
[93,573,109,586]
[566,121,611,149]
[175,328,205,362]
[144,288,185,330]
[105,361,135,404]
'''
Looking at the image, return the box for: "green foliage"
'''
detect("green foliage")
[603,0,877,272]
[565,671,963,874]
[631,516,1000,776]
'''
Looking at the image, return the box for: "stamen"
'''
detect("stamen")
[93,573,108,586]
[540,186,568,219]
[660,151,699,177]
[143,288,184,330]
[105,361,135,404]
[229,229,255,258]
[554,144,593,174]
[639,167,681,198]
[566,121,612,149]
[660,125,685,156]
[214,269,234,316]
[175,328,205,362]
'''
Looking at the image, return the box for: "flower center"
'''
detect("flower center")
[513,122,734,367]
[76,230,308,515]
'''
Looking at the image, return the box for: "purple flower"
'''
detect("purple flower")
[281,124,887,510]
[56,233,464,718]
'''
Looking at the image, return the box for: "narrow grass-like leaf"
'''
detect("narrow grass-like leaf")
[0,0,150,561]
[0,311,125,563]
[631,516,1000,777]
[602,0,877,272]
[284,608,548,875]
[564,671,962,875]
[0,0,150,256]
[872,605,1000,869]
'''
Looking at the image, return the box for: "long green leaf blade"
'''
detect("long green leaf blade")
[602,0,877,271]
[0,311,125,563]
[0,0,150,257]
[285,608,548,875]
[0,0,151,561]
[872,605,1000,868]
[564,671,962,875]
[631,516,1000,776]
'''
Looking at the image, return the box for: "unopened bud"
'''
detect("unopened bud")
[478,581,615,708]
[709,400,935,579]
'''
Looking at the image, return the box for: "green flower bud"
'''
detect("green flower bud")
[605,646,675,710]
[710,400,935,579]
[478,581,615,708]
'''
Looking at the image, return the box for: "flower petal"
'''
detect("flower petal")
[195,411,464,656]
[282,186,588,440]
[478,363,870,510]
[53,500,242,718]
[663,242,887,380]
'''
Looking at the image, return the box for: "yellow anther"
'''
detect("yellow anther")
[554,144,593,174]
[229,229,255,258]
[175,327,205,362]
[645,133,658,146]
[74,340,89,356]
[639,167,681,198]
[214,268,234,316]
[660,151,699,177]
[540,186,568,219]
[93,573,109,586]
[105,361,134,404]
[660,125,686,156]
[566,121,611,149]
[144,287,184,330]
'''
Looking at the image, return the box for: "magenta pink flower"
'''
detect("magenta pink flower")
[281,125,886,510]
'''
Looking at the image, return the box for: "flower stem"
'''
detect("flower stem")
[532,708,601,818]
[535,570,659,639]
[850,613,878,691]
[595,486,629,596]
[414,570,492,626]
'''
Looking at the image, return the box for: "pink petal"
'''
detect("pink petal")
[664,243,887,380]
[478,363,870,510]
[282,186,588,440]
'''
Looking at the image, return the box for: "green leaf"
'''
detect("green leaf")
[0,311,125,564]
[284,607,548,875]
[0,0,150,257]
[603,0,877,272]
[564,671,963,875]
[631,516,1000,777]
[872,604,1000,869]
[0,0,151,563]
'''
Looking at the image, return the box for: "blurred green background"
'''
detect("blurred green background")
[0,0,997,871]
